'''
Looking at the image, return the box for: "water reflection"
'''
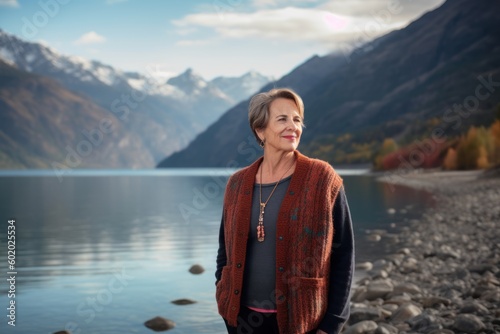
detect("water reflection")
[0,172,433,333]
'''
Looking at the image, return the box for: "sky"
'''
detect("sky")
[0,0,445,80]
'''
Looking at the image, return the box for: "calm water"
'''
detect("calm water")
[0,169,434,334]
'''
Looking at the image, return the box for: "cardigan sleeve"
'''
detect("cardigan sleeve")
[317,186,355,333]
[215,216,227,285]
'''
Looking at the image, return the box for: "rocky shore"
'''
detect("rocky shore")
[344,170,500,334]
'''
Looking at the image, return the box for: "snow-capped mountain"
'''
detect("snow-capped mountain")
[211,71,274,104]
[0,29,193,99]
[0,29,271,104]
[0,29,271,169]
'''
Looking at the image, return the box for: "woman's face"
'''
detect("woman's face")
[257,97,303,153]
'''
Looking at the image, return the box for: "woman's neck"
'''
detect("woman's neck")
[258,150,296,183]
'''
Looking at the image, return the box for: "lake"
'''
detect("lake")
[0,169,434,333]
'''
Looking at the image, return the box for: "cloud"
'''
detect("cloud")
[320,0,445,20]
[173,0,445,51]
[252,0,320,9]
[0,0,19,7]
[74,31,107,45]
[173,6,397,46]
[176,39,211,47]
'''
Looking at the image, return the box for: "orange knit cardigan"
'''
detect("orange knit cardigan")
[216,150,343,333]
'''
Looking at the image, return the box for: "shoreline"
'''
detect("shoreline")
[345,170,500,334]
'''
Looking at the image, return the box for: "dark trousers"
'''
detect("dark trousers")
[224,306,279,334]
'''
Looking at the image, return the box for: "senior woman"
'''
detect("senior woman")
[215,88,354,334]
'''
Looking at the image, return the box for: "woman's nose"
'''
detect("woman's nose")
[287,120,298,131]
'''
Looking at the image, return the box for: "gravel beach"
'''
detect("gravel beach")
[344,170,500,334]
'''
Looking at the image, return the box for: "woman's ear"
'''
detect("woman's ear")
[255,128,265,142]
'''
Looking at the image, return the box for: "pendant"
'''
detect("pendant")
[257,203,265,242]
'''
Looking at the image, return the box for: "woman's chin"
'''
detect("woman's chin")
[281,145,298,152]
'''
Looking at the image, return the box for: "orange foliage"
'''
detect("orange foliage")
[490,120,500,165]
[380,138,448,171]
[443,148,458,170]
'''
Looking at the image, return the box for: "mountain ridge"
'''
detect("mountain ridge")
[158,0,500,168]
[0,29,272,168]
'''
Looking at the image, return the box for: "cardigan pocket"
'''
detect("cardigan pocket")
[289,276,328,333]
[216,265,232,318]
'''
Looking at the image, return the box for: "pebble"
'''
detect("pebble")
[390,303,422,323]
[144,316,176,331]
[171,298,197,305]
[349,307,381,324]
[188,264,205,274]
[356,262,373,271]
[459,300,490,315]
[392,282,421,296]
[453,314,485,333]
[344,320,378,334]
[365,279,394,300]
[343,173,500,334]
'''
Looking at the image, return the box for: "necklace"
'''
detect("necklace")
[257,158,295,242]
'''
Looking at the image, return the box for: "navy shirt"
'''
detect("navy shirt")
[241,174,292,310]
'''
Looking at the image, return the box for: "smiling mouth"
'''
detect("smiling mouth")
[283,136,296,139]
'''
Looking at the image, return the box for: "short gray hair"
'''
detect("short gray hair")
[248,88,304,144]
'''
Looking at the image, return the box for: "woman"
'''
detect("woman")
[215,88,354,334]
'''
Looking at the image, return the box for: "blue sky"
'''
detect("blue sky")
[0,0,445,80]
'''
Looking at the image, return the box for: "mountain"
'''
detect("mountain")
[0,30,271,168]
[0,60,153,170]
[158,53,346,167]
[300,0,500,144]
[158,0,500,167]
[211,71,274,104]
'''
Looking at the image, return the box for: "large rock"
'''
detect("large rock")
[144,316,176,331]
[344,320,378,334]
[390,303,422,323]
[453,314,486,333]
[366,280,394,300]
